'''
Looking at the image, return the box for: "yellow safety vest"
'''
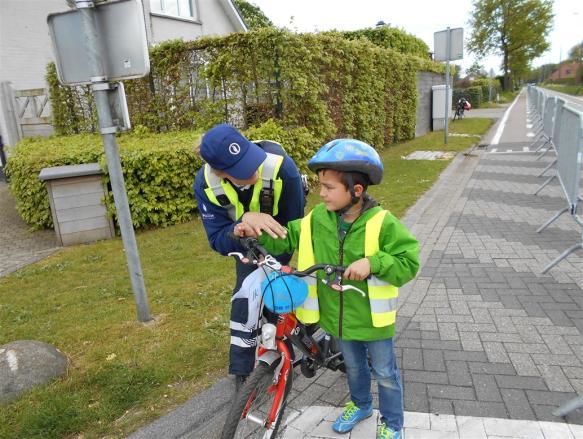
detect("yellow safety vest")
[296,209,399,327]
[203,152,284,221]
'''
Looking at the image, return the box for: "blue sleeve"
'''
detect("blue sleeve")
[193,168,243,256]
[272,155,304,264]
[274,155,304,225]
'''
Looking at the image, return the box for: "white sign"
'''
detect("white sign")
[434,28,464,62]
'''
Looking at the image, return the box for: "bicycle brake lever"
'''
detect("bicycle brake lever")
[341,284,366,297]
[227,252,251,264]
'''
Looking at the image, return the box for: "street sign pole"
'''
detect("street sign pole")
[75,0,151,322]
[444,27,451,145]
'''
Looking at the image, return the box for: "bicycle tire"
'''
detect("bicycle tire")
[220,361,293,439]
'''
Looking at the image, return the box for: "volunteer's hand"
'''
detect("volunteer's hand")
[241,212,287,239]
[233,222,257,237]
[343,258,371,281]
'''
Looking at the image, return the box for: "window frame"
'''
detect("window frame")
[149,0,199,22]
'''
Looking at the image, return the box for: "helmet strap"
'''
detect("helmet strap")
[335,174,361,216]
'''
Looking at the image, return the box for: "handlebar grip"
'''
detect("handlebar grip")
[228,233,268,256]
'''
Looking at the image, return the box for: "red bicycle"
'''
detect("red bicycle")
[220,236,365,439]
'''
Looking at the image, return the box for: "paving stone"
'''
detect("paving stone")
[495,375,548,391]
[423,349,446,372]
[508,352,539,377]
[483,342,511,364]
[428,399,455,415]
[427,384,475,401]
[459,331,484,352]
[446,361,472,386]
[455,416,487,439]
[468,362,517,376]
[452,400,509,419]
[483,418,544,438]
[500,388,537,420]
[531,353,582,367]
[537,365,574,392]
[437,322,459,341]
[403,382,428,412]
[402,348,423,370]
[404,370,449,385]
[443,351,488,362]
[473,374,502,402]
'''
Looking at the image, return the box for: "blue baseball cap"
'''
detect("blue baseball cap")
[199,124,266,179]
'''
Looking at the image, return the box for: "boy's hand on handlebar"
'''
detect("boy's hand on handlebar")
[343,258,371,281]
[241,212,288,239]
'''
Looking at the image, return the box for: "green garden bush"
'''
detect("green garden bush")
[48,28,443,148]
[6,130,202,230]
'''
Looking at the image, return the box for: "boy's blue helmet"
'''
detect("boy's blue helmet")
[308,139,384,185]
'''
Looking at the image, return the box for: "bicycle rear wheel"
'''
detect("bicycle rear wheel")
[221,361,293,439]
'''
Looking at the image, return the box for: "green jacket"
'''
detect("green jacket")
[259,202,419,341]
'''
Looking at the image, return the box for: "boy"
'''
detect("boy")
[235,139,419,438]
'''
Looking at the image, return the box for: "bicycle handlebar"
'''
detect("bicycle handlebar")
[228,233,366,297]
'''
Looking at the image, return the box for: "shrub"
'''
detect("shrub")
[47,28,444,148]
[244,119,322,175]
[6,131,203,230]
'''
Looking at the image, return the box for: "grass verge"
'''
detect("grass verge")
[0,118,493,438]
[541,83,583,96]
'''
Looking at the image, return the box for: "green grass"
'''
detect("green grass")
[541,83,583,96]
[0,118,492,438]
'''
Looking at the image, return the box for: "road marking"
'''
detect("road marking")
[523,147,530,152]
[527,132,535,137]
[490,148,497,153]
[527,124,533,128]
[491,93,520,145]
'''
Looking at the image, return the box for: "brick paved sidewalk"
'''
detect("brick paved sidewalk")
[0,181,59,276]
[277,92,583,435]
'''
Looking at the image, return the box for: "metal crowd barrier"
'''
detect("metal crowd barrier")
[528,86,583,418]
[539,104,583,273]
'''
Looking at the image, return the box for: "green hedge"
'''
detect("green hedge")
[453,86,483,109]
[48,28,443,148]
[6,120,325,230]
[340,26,430,58]
[6,130,202,230]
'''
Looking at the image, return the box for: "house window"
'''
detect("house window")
[150,0,197,19]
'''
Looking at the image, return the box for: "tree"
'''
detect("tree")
[568,41,583,62]
[233,0,273,30]
[468,0,553,90]
[466,61,487,78]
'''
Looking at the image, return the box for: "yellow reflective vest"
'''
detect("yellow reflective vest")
[296,209,399,328]
[203,151,284,221]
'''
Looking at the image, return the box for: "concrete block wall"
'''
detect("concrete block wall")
[416,72,446,137]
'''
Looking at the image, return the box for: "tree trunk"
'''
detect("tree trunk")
[503,49,510,91]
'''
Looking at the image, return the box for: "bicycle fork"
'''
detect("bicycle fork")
[246,329,292,429]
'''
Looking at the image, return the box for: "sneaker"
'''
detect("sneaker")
[377,421,402,439]
[332,401,373,433]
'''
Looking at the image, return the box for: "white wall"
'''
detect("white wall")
[0,0,66,90]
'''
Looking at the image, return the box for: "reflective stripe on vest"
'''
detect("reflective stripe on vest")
[296,209,399,327]
[203,152,284,221]
[365,210,399,327]
[295,211,319,323]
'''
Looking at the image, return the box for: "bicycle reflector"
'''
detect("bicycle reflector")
[261,272,308,313]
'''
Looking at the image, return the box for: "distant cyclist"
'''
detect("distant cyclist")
[193,124,304,391]
[454,96,471,120]
[236,139,420,439]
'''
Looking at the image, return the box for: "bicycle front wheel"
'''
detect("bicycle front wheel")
[221,361,293,439]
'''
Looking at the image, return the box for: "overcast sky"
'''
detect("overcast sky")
[250,0,582,76]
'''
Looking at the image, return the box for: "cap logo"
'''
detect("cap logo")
[228,143,241,155]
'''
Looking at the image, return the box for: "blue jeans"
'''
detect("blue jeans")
[338,337,404,431]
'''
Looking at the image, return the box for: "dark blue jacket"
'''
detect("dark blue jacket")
[194,142,304,264]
